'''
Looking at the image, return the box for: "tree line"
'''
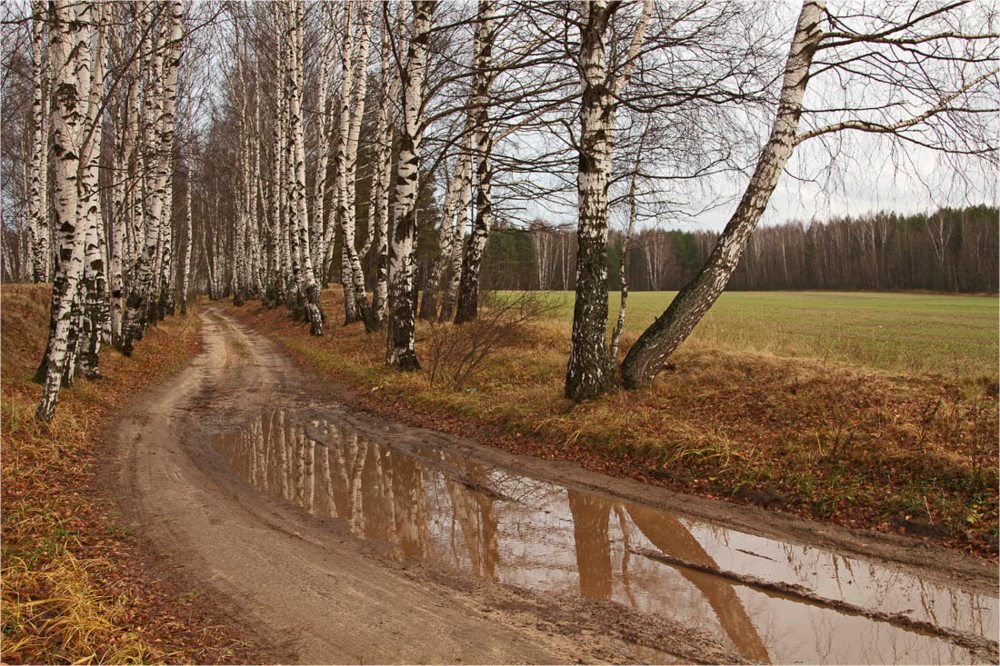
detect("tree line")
[1,0,996,419]
[472,205,998,294]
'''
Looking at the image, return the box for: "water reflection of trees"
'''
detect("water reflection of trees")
[217,414,767,661]
[214,412,994,665]
[215,412,499,565]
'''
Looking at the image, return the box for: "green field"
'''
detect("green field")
[538,291,999,380]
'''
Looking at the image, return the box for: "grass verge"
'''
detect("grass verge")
[231,289,998,560]
[1,285,263,664]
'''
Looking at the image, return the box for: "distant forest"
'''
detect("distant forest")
[466,205,999,294]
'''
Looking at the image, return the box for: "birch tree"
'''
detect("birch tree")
[311,1,337,284]
[284,0,324,335]
[337,0,378,330]
[180,127,194,314]
[119,0,185,356]
[564,0,652,402]
[77,2,110,379]
[438,136,474,323]
[265,1,287,307]
[620,0,999,390]
[371,1,404,327]
[334,2,359,322]
[418,145,470,321]
[609,122,649,363]
[453,0,497,325]
[36,0,93,421]
[27,0,50,283]
[387,0,435,370]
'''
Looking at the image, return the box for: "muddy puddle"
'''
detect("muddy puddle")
[213,410,998,664]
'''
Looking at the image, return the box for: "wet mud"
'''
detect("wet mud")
[111,308,999,664]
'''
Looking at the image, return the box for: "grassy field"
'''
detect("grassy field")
[543,290,999,381]
[232,288,999,558]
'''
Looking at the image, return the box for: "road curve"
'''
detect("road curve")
[109,307,740,665]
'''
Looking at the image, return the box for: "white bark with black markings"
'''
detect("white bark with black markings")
[371,3,403,326]
[339,0,377,329]
[387,0,435,370]
[28,0,50,283]
[285,0,324,334]
[36,0,91,421]
[78,2,109,379]
[120,1,184,355]
[565,0,651,402]
[453,0,496,325]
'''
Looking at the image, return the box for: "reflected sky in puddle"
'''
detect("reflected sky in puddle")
[213,410,998,664]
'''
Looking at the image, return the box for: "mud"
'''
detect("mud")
[110,307,999,664]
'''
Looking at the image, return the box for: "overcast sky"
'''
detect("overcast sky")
[685,143,999,233]
[509,0,998,235]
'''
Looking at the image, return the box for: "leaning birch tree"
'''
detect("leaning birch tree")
[620,0,999,390]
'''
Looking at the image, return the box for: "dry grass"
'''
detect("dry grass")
[3,553,151,664]
[1,285,256,664]
[233,289,999,558]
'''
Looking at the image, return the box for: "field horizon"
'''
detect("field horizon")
[506,289,999,382]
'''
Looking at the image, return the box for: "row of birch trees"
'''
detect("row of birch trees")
[5,0,997,420]
[190,0,999,400]
[6,0,197,420]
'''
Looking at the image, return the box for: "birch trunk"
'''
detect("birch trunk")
[340,0,377,330]
[417,157,461,321]
[266,2,286,306]
[109,82,131,344]
[609,136,644,364]
[120,1,184,356]
[334,2,359,323]
[387,0,434,370]
[201,221,216,300]
[371,5,402,327]
[158,154,175,318]
[78,2,109,379]
[247,63,263,296]
[620,0,825,389]
[278,7,292,303]
[286,0,324,334]
[232,22,251,306]
[565,0,651,402]
[311,2,337,280]
[36,0,89,421]
[180,143,193,314]
[564,1,615,401]
[28,0,50,284]
[454,0,496,325]
[438,141,473,322]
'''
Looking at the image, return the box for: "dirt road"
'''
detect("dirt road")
[110,307,998,664]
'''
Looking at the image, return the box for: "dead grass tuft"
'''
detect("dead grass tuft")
[3,553,151,664]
